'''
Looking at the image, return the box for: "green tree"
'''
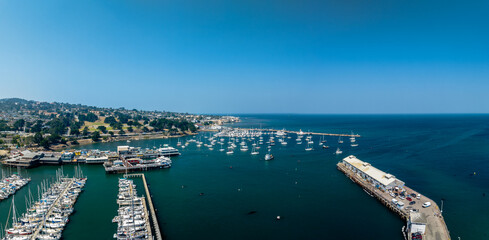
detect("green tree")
[98,125,108,134]
[13,119,25,131]
[127,126,133,132]
[91,131,101,142]
[11,135,21,147]
[33,132,43,144]
[104,116,117,125]
[82,127,89,136]
[72,129,80,136]
[40,139,50,149]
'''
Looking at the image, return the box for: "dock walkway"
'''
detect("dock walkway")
[337,162,450,240]
[125,173,163,240]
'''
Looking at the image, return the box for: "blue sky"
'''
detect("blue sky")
[0,0,488,113]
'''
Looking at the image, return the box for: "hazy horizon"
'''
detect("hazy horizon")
[1,0,488,114]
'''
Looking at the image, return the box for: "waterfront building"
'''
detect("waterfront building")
[39,152,62,164]
[341,155,405,191]
[408,212,427,235]
[3,150,43,168]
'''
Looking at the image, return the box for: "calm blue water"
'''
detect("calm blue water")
[1,114,488,239]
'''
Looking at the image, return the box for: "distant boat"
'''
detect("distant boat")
[335,147,342,155]
[305,142,313,151]
[338,136,343,144]
[350,131,356,143]
[322,145,329,149]
[226,150,234,154]
[265,149,274,161]
[251,146,259,155]
[351,143,358,147]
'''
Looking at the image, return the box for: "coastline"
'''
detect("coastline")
[50,131,198,151]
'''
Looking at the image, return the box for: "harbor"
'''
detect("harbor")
[0,117,479,239]
[337,155,451,240]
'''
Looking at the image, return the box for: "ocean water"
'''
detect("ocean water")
[0,114,488,239]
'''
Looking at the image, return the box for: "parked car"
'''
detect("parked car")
[406,197,412,201]
[422,202,431,208]
[409,201,416,205]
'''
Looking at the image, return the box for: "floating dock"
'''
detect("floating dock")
[124,173,163,240]
[337,155,450,240]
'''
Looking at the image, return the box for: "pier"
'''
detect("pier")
[124,173,163,240]
[233,128,360,137]
[105,162,169,174]
[337,156,450,240]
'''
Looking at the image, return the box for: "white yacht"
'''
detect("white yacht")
[264,149,274,161]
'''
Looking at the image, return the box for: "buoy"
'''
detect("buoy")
[276,216,281,220]
[199,193,204,196]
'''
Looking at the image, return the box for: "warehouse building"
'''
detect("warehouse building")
[341,155,405,191]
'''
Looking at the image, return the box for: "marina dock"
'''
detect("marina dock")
[125,173,163,240]
[337,156,450,240]
[30,178,75,239]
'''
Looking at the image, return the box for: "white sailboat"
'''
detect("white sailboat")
[335,147,343,155]
[305,142,313,151]
[251,145,259,155]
